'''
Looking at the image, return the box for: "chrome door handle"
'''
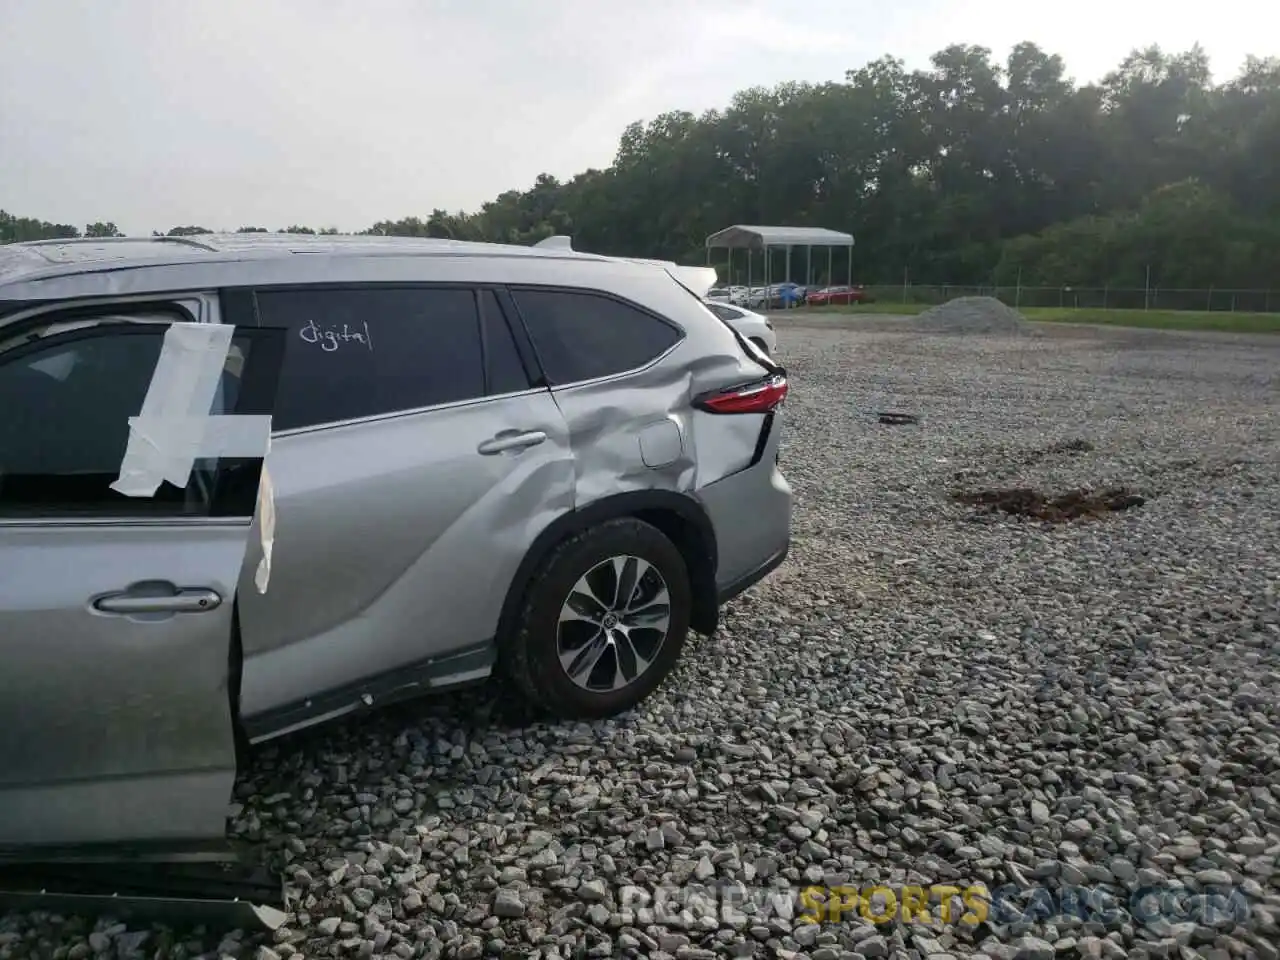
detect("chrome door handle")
[93,588,223,615]
[477,430,548,455]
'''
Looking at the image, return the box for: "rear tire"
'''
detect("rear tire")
[505,518,691,718]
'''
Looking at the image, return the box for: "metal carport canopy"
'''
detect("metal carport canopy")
[704,225,856,298]
[704,225,854,250]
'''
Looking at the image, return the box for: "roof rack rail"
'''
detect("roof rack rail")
[21,235,220,253]
[22,236,137,247]
[149,235,220,252]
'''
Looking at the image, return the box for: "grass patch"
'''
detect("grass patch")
[774,303,1280,332]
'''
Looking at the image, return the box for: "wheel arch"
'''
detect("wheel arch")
[496,490,721,650]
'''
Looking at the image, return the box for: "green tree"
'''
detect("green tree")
[9,40,1280,291]
[0,210,80,243]
[84,222,123,238]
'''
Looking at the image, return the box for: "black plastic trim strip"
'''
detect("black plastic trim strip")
[747,412,776,469]
[718,542,789,605]
[473,288,492,396]
[0,856,285,930]
[241,642,495,742]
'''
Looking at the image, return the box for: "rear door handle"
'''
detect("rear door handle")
[477,430,548,455]
[93,588,224,615]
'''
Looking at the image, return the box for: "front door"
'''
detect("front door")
[0,309,283,856]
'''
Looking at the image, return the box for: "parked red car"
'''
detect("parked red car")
[805,285,873,306]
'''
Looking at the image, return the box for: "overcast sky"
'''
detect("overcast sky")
[1,0,1274,236]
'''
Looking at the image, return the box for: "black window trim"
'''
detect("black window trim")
[0,297,201,348]
[477,286,543,396]
[0,319,281,523]
[473,289,491,397]
[502,283,687,390]
[220,281,546,436]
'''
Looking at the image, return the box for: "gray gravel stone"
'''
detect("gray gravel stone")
[493,888,526,918]
[1013,936,1054,960]
[860,934,889,957]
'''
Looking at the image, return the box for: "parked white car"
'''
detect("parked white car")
[709,287,754,307]
[703,300,777,355]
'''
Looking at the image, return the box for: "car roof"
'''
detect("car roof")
[0,232,617,293]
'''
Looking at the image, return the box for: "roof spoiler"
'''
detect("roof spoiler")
[664,264,717,298]
[531,236,718,297]
[615,255,718,298]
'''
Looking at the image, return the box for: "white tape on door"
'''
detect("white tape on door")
[111,322,273,498]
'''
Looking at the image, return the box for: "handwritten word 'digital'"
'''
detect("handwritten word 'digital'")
[799,885,989,925]
[299,318,374,353]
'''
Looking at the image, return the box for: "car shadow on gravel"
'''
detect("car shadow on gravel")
[233,678,547,810]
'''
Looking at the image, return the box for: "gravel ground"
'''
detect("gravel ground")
[4,321,1279,960]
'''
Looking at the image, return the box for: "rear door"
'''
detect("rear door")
[0,310,283,855]
[226,285,575,737]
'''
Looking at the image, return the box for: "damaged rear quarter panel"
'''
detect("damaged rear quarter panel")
[236,390,576,723]
[546,272,772,505]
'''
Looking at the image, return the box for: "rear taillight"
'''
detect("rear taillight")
[694,375,788,414]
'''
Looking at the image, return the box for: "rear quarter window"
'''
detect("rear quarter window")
[707,303,741,323]
[509,288,682,386]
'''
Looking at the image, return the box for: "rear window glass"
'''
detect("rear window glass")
[510,288,681,386]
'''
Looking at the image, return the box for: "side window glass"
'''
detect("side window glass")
[509,288,682,386]
[253,287,484,430]
[0,318,269,517]
[480,289,532,395]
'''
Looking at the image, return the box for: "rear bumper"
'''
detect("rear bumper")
[697,414,792,598]
[718,542,789,604]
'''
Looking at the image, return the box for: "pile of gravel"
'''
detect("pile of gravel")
[905,296,1030,335]
[3,325,1279,960]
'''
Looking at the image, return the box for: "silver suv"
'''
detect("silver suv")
[0,233,791,854]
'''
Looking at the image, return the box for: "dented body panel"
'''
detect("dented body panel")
[235,388,575,729]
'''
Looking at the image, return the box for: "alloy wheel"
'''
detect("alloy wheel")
[556,555,672,693]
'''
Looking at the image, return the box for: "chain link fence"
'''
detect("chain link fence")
[864,284,1279,313]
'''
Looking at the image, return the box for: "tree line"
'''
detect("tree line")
[4,42,1279,290]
